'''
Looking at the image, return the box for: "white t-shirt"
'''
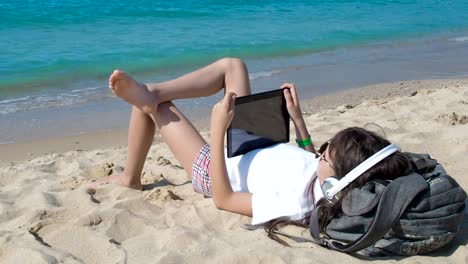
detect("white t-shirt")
[224,143,323,225]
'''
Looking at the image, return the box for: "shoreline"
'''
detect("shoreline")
[2,77,467,167]
[3,31,468,144]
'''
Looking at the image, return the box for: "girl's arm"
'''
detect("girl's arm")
[292,116,316,153]
[282,83,316,153]
[210,92,252,217]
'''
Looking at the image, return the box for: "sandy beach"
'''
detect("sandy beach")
[0,78,467,263]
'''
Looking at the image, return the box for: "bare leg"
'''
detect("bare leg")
[88,107,154,190]
[88,58,251,190]
[147,57,251,103]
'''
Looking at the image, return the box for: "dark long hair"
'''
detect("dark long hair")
[265,127,412,246]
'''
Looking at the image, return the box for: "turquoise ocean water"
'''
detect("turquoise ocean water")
[2,0,468,142]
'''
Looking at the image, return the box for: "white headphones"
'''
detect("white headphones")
[321,143,399,201]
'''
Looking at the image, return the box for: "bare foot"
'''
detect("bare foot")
[109,70,157,114]
[87,172,143,191]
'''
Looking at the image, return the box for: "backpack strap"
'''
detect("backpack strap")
[309,205,323,244]
[310,173,428,253]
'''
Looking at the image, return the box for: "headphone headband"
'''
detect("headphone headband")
[323,143,399,200]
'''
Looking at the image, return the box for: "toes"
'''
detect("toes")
[112,69,121,77]
[110,70,130,88]
[113,70,127,80]
[109,69,118,81]
[109,70,127,92]
[87,181,99,189]
[87,180,108,190]
[109,70,118,89]
[109,69,123,83]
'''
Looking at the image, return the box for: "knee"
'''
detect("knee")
[218,57,246,72]
[131,105,146,115]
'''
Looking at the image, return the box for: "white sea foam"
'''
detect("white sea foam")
[249,70,281,80]
[0,96,31,105]
[71,86,104,93]
[0,85,111,115]
[450,36,468,42]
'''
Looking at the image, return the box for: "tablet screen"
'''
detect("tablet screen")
[227,89,290,158]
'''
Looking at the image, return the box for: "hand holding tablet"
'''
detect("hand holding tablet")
[227,89,290,158]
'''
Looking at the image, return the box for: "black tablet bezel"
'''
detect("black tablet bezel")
[227,89,290,158]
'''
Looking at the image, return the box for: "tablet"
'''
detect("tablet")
[227,89,290,158]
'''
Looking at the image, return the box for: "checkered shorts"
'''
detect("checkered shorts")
[192,144,212,197]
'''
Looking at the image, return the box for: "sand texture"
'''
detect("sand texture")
[0,80,467,263]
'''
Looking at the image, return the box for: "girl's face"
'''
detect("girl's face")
[316,143,335,184]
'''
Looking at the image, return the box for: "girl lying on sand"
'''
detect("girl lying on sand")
[87,58,456,250]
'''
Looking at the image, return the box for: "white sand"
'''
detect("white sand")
[0,80,467,263]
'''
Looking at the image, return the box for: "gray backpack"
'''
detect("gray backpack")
[309,153,467,256]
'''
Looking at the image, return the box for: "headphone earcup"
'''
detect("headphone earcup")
[321,177,340,202]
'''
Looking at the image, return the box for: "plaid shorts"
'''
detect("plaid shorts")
[192,144,212,197]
